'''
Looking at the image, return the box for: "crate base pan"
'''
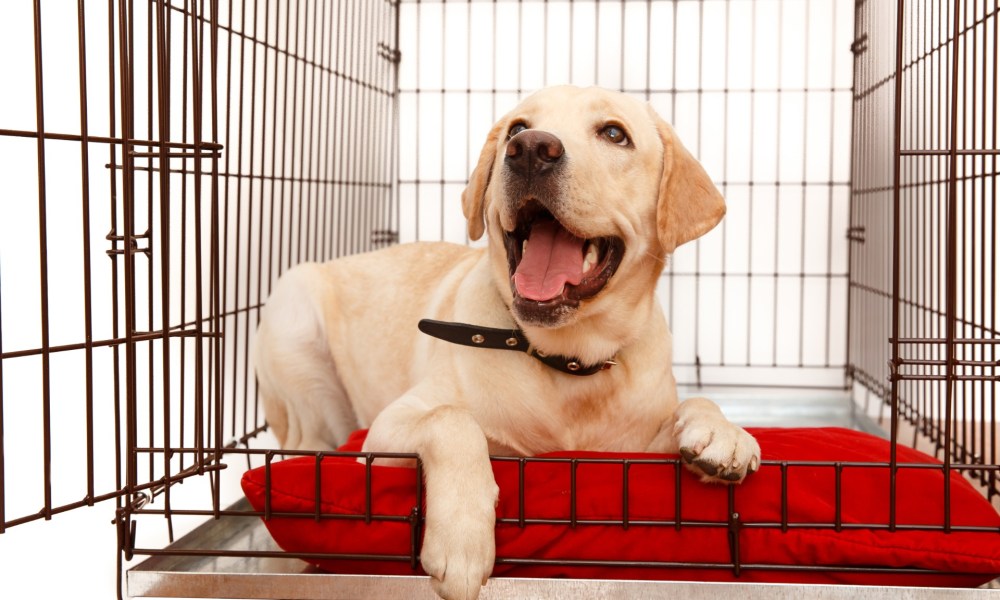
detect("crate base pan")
[128,390,999,598]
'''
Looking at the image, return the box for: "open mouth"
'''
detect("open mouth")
[503,200,624,313]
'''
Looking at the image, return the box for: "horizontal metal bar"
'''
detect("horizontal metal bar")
[893,338,1000,345]
[2,488,125,531]
[0,127,222,151]
[900,149,1000,156]
[398,86,855,96]
[1,328,220,360]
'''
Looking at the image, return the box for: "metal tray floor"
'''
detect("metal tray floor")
[128,391,999,599]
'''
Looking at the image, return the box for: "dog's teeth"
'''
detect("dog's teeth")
[582,242,599,274]
[522,240,528,254]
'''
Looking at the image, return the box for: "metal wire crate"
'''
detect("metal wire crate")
[0,0,998,598]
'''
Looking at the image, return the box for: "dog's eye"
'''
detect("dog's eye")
[601,125,630,146]
[507,123,528,140]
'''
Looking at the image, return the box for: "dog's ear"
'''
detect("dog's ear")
[649,108,726,255]
[462,121,505,241]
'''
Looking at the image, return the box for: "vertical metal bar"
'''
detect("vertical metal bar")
[117,0,140,532]
[780,462,788,532]
[622,460,630,530]
[959,0,971,468]
[188,0,207,482]
[727,485,741,577]
[107,0,125,537]
[277,0,293,270]
[771,0,784,368]
[569,459,578,529]
[968,0,979,473]
[264,451,273,520]
[798,0,811,368]
[440,0,448,242]
[178,0,193,476]
[824,0,839,372]
[391,0,401,246]
[317,0,332,260]
[76,0,97,506]
[916,0,920,450]
[745,0,756,367]
[321,0,337,260]
[674,459,682,531]
[362,0,373,250]
[247,0,269,436]
[377,0,392,248]
[363,0,374,251]
[153,0,174,541]
[719,0,730,365]
[888,0,907,532]
[518,457,525,528]
[290,0,303,266]
[31,0,53,522]
[693,0,704,373]
[305,0,320,261]
[221,0,245,446]
[208,0,224,517]
[989,0,998,501]
[412,457,424,570]
[264,0,280,299]
[0,249,5,531]
[334,0,347,257]
[941,0,965,532]
[314,453,323,521]
[667,0,678,339]
[834,462,843,532]
[976,0,989,489]
[931,0,941,448]
[364,453,373,524]
[347,0,359,253]
[317,0,330,256]
[145,0,157,491]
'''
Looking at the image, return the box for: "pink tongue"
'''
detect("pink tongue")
[513,220,586,301]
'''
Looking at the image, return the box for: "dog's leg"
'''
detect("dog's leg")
[651,397,761,483]
[364,394,499,600]
[254,264,358,450]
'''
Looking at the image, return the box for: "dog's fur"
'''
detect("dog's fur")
[254,86,760,600]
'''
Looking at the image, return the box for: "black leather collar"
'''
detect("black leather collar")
[418,319,616,376]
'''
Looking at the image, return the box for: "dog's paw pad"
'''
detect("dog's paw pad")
[692,458,720,477]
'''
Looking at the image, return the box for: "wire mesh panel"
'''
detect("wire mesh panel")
[395,0,856,390]
[850,0,999,499]
[0,0,398,540]
[1,0,135,533]
[2,0,1000,597]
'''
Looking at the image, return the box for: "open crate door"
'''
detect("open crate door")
[0,0,399,595]
[0,0,230,545]
[105,0,401,573]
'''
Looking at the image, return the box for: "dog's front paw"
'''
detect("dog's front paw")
[421,486,498,600]
[674,398,761,483]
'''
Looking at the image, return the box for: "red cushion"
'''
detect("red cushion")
[241,428,1000,586]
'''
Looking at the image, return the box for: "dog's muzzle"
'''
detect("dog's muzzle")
[499,129,624,327]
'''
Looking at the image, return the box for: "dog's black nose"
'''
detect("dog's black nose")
[505,130,564,177]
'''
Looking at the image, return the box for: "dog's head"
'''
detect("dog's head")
[463,86,724,335]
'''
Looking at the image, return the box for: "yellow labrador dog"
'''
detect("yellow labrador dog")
[255,85,760,600]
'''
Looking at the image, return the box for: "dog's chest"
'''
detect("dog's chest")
[485,385,664,455]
